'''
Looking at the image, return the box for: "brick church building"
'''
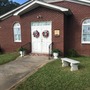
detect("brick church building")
[0,0,90,56]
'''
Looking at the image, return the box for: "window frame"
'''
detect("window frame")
[13,23,22,42]
[82,19,90,44]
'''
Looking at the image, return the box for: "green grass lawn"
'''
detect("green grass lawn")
[15,57,90,90]
[0,52,19,65]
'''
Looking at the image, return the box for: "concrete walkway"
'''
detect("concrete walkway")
[0,55,53,90]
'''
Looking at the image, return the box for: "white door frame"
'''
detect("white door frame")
[31,21,52,54]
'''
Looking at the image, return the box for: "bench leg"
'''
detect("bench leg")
[62,60,69,67]
[70,64,78,71]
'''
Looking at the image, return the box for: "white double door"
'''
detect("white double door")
[31,21,52,54]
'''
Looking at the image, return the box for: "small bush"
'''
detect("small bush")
[18,47,27,51]
[52,49,63,56]
[52,49,60,53]
[0,47,4,54]
[67,49,79,57]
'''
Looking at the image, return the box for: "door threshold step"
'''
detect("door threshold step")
[30,53,49,56]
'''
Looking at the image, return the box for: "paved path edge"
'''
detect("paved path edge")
[9,61,51,90]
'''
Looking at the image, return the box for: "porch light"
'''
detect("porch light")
[37,15,42,19]
[54,30,60,36]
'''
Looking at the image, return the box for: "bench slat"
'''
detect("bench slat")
[61,58,80,64]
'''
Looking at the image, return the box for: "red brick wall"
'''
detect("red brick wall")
[1,1,90,56]
[0,16,22,52]
[52,1,90,56]
[0,6,65,54]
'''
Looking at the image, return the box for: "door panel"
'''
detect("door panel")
[31,21,52,54]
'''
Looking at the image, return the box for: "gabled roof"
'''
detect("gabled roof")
[0,0,72,20]
[1,0,90,21]
[13,0,71,16]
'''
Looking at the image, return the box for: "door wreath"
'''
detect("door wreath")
[42,30,49,38]
[33,30,39,38]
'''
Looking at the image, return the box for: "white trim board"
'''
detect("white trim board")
[13,1,71,16]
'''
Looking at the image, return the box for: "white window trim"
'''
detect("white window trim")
[81,19,90,44]
[14,39,22,43]
[13,23,22,42]
[82,41,90,44]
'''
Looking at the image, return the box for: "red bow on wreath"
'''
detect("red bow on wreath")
[42,30,49,38]
[33,30,39,38]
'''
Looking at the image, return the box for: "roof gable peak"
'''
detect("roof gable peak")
[13,0,71,16]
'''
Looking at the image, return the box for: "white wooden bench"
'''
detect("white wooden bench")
[61,58,80,71]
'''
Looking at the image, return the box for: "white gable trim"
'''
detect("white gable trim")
[13,1,70,16]
[39,0,90,6]
[66,0,90,7]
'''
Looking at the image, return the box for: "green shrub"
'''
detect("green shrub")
[67,49,79,57]
[52,49,60,53]
[0,47,4,54]
[18,47,27,51]
[52,49,62,56]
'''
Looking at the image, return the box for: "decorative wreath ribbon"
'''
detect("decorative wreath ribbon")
[42,30,49,38]
[33,30,39,38]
